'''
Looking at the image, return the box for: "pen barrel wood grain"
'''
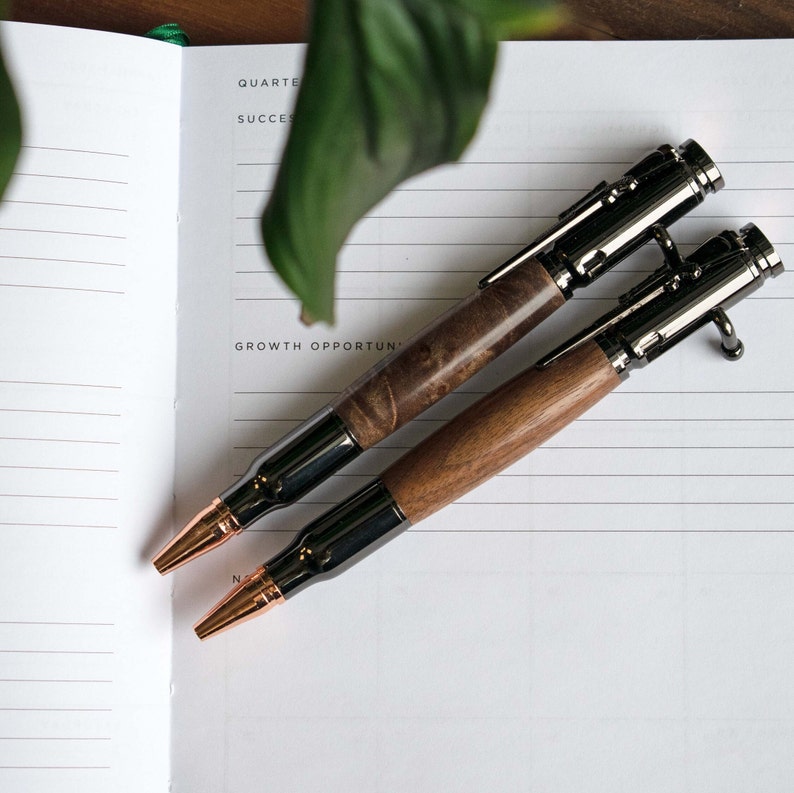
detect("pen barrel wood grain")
[380,340,621,525]
[332,257,565,449]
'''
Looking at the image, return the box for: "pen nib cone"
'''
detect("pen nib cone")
[194,566,284,640]
[152,499,242,574]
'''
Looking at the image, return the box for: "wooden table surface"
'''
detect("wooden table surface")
[9,0,794,45]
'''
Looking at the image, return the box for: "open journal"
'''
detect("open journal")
[1,20,793,793]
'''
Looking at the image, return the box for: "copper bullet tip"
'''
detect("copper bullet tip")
[194,566,284,640]
[152,498,242,574]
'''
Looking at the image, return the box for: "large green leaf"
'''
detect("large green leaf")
[0,8,22,199]
[262,0,560,324]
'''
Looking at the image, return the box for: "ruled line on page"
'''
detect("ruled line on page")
[0,523,118,529]
[233,159,639,167]
[229,389,794,400]
[0,407,121,417]
[0,621,114,626]
[0,463,116,471]
[412,528,794,534]
[0,707,112,712]
[0,255,125,267]
[0,766,111,770]
[232,295,788,304]
[247,497,794,507]
[232,471,794,481]
[0,649,114,655]
[0,437,120,445]
[232,416,793,424]
[21,144,130,158]
[0,284,125,296]
[10,172,127,185]
[2,199,127,212]
[0,679,113,684]
[0,379,121,389]
[0,226,126,239]
[250,527,794,534]
[0,736,111,742]
[230,441,792,453]
[0,766,111,771]
[0,494,118,501]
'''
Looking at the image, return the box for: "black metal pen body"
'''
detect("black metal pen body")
[266,480,406,597]
[543,144,718,293]
[221,407,361,527]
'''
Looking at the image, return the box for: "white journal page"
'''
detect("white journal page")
[173,40,794,792]
[0,23,179,792]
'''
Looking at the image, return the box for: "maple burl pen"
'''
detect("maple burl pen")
[154,139,722,574]
[194,224,782,638]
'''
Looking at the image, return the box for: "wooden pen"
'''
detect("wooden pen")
[194,223,782,638]
[154,139,722,574]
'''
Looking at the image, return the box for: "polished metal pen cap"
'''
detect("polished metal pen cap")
[194,566,284,640]
[677,138,724,194]
[479,138,723,292]
[152,498,242,574]
[539,223,783,375]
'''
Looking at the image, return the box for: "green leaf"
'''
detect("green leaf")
[0,8,22,200]
[262,0,560,324]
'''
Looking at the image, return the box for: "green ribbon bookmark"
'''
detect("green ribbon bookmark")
[145,23,190,47]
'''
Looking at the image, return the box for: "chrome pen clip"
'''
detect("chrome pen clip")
[479,139,724,296]
[538,223,784,376]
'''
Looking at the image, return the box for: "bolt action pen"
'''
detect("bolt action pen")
[154,139,723,574]
[194,223,782,638]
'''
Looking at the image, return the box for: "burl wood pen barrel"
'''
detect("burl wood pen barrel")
[331,255,564,446]
[154,140,722,574]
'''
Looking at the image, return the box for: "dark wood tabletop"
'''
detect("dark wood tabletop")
[9,0,794,45]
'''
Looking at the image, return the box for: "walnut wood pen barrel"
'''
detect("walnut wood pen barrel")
[194,224,783,638]
[154,139,722,574]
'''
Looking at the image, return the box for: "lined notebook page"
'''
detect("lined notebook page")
[173,39,794,793]
[0,24,179,791]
